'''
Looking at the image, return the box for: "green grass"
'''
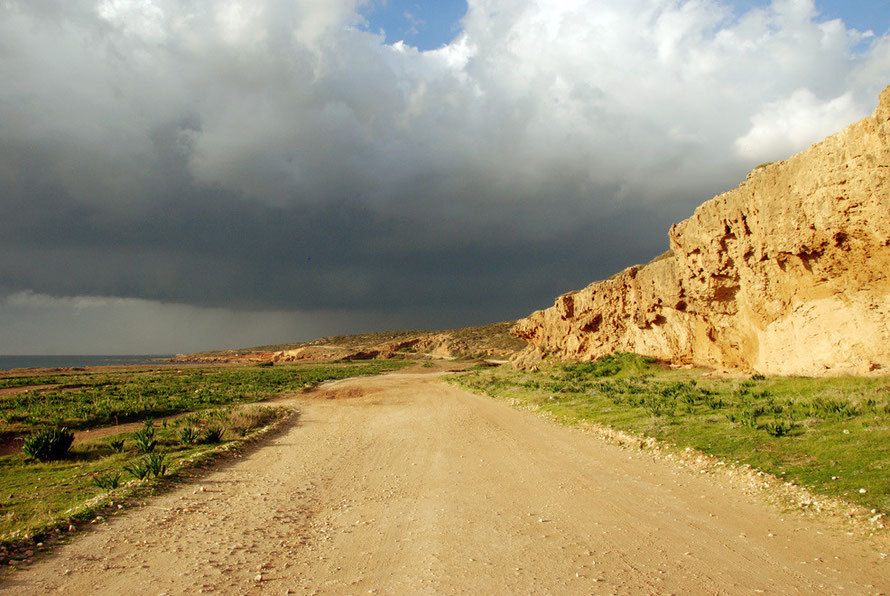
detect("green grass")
[0,361,407,432]
[448,354,890,513]
[0,404,285,544]
[0,361,409,548]
[0,376,62,390]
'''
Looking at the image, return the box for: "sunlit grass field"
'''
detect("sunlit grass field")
[0,362,405,431]
[0,361,408,548]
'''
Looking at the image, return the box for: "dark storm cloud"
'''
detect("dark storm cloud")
[0,165,675,325]
[0,0,888,352]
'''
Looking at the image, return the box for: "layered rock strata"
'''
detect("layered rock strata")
[513,86,890,376]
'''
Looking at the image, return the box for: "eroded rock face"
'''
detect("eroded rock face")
[513,86,890,376]
[273,333,520,363]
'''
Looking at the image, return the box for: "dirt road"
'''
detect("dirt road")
[3,372,888,594]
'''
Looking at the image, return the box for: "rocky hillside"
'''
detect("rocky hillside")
[513,85,890,377]
[175,321,527,364]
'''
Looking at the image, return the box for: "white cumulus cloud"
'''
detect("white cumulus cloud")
[734,89,864,161]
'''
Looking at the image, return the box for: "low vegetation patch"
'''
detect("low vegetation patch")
[21,427,75,461]
[0,361,407,551]
[449,354,890,514]
[0,361,407,432]
[0,403,289,549]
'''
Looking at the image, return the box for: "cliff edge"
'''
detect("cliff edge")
[513,85,890,376]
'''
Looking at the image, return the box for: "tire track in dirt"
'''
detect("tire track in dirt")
[3,372,888,594]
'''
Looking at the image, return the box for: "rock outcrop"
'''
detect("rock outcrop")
[274,329,522,362]
[513,86,890,376]
[172,352,276,365]
[174,321,527,364]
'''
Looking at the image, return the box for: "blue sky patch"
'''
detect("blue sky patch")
[360,0,468,50]
[730,0,889,35]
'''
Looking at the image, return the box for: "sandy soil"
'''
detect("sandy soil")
[3,372,888,594]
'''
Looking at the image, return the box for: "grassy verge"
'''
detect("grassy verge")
[448,354,890,515]
[0,361,409,557]
[0,361,408,431]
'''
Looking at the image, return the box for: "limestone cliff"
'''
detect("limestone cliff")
[513,86,890,376]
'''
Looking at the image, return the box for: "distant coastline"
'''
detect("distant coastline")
[0,355,174,371]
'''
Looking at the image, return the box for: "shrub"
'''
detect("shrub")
[92,472,121,490]
[132,424,156,454]
[108,438,126,453]
[144,453,167,477]
[821,399,860,419]
[648,396,673,417]
[124,453,167,479]
[764,419,793,437]
[705,395,725,410]
[202,426,224,444]
[123,459,150,480]
[178,425,198,445]
[740,405,764,428]
[22,427,75,461]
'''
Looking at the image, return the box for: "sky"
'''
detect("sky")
[0,0,888,354]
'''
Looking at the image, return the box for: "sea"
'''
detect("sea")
[0,355,174,371]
